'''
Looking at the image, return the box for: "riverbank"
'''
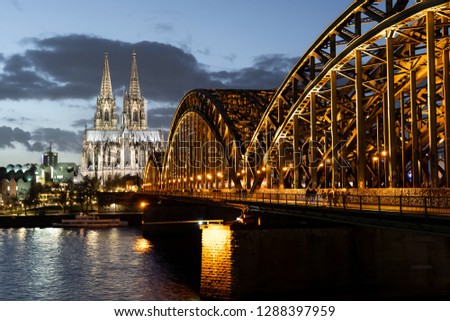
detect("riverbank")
[0,212,143,228]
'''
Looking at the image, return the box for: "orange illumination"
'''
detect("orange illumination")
[133,238,152,253]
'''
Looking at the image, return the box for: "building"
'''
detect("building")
[80,51,164,186]
[42,142,58,167]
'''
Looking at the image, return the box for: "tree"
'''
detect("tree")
[75,176,100,211]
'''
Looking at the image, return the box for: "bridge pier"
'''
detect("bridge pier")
[200,222,450,300]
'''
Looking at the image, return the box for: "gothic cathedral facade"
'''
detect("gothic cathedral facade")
[80,51,164,185]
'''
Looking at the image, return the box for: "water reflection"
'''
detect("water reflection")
[0,227,199,300]
[134,238,152,253]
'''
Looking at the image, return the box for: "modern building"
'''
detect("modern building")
[42,142,58,167]
[80,51,164,186]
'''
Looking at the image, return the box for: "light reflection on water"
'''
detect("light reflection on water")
[0,227,199,301]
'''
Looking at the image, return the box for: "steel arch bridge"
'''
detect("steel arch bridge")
[144,0,450,194]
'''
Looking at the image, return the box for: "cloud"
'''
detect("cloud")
[0,125,82,154]
[71,118,92,128]
[223,53,237,63]
[32,128,83,153]
[9,0,22,11]
[0,34,296,104]
[0,35,298,158]
[147,107,175,129]
[155,23,174,33]
[211,54,297,88]
[0,126,29,148]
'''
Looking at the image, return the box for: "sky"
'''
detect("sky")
[0,0,350,166]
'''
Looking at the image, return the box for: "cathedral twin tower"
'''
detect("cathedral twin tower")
[95,51,146,131]
[80,51,163,185]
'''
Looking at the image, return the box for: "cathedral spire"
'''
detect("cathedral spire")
[94,51,118,130]
[128,50,141,98]
[122,50,147,130]
[100,51,113,99]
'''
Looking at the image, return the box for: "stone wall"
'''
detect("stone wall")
[200,224,450,300]
[200,225,235,300]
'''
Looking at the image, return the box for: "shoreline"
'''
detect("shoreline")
[0,212,143,228]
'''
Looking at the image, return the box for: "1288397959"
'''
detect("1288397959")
[256,305,335,317]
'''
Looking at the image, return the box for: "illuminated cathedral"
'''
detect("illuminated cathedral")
[80,51,164,185]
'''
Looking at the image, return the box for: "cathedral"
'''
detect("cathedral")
[80,51,164,186]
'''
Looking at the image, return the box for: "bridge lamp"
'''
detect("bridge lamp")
[373,156,379,162]
[217,172,223,178]
[256,170,261,175]
[262,167,266,172]
[190,177,194,181]
[282,167,289,172]
[381,150,388,157]
[197,175,202,181]
[206,174,212,180]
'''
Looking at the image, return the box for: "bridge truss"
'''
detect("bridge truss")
[144,0,450,193]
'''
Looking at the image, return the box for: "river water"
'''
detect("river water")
[0,227,200,300]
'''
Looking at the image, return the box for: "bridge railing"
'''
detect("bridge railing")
[152,190,450,217]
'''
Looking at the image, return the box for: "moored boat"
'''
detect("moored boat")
[53,213,128,228]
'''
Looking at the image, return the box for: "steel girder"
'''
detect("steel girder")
[159,89,274,190]
[246,0,450,191]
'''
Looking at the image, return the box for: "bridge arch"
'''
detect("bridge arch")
[245,0,450,191]
[154,89,274,190]
[144,0,450,193]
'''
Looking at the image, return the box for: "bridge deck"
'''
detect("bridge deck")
[145,190,450,236]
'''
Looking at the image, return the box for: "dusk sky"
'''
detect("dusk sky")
[0,0,350,165]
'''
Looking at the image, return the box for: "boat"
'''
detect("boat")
[53,213,128,228]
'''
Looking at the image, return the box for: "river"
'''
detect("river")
[0,227,200,300]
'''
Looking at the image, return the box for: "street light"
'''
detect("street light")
[373,156,380,187]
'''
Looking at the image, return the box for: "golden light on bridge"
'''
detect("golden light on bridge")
[142,0,450,192]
